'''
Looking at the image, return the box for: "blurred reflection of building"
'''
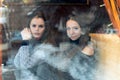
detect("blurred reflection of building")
[0,0,11,65]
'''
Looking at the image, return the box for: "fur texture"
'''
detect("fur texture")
[34,43,97,80]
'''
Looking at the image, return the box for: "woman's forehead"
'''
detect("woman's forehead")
[31,18,45,24]
[66,19,80,27]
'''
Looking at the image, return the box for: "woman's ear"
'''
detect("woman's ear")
[81,29,85,35]
[81,31,85,35]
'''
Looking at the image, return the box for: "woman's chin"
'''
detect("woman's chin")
[34,36,41,40]
[70,38,77,41]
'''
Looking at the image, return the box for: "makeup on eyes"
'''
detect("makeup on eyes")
[31,24,45,28]
[66,27,80,30]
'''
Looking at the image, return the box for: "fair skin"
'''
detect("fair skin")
[66,19,94,56]
[66,19,81,41]
[21,17,45,40]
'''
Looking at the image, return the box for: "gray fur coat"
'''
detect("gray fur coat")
[14,45,74,80]
[34,43,97,80]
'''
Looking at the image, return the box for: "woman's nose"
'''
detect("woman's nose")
[35,26,39,30]
[69,29,74,35]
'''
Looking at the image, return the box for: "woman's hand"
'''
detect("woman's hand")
[21,28,32,40]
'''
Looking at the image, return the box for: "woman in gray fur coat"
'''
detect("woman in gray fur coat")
[13,9,48,80]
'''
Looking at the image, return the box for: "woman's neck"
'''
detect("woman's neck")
[70,38,79,45]
[29,38,42,54]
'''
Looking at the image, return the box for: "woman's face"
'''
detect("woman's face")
[66,19,81,40]
[30,17,45,40]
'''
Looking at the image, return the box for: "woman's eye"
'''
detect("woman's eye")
[32,24,36,27]
[73,27,79,30]
[39,25,44,28]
